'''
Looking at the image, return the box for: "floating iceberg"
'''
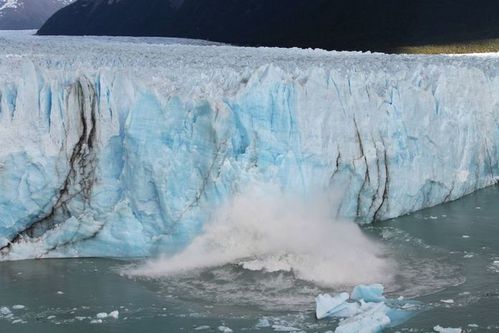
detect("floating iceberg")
[351,284,385,303]
[316,284,419,333]
[316,293,352,319]
[334,302,391,333]
[1,31,499,259]
[433,326,462,333]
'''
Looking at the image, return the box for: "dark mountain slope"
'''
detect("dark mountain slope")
[38,0,499,52]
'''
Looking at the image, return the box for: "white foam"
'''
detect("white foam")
[129,185,394,287]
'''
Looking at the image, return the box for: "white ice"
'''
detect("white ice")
[316,284,417,333]
[351,284,385,303]
[1,30,499,259]
[433,326,462,333]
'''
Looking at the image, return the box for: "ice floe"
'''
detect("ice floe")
[315,284,419,333]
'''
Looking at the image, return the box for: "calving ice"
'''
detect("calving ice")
[0,31,499,260]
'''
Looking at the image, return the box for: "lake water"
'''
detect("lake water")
[1,186,499,332]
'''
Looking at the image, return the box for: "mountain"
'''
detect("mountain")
[38,0,499,52]
[0,0,74,30]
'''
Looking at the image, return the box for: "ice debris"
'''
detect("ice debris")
[0,307,11,315]
[316,293,351,319]
[194,326,211,331]
[95,311,119,320]
[272,325,302,332]
[433,326,462,333]
[351,284,385,303]
[315,284,419,333]
[335,303,391,333]
[440,299,454,304]
[256,318,271,328]
[109,310,119,319]
[96,312,108,319]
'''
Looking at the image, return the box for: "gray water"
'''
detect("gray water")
[1,186,499,332]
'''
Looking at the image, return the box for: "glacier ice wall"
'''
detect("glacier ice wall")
[0,32,498,259]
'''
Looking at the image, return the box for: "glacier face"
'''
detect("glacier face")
[0,31,498,259]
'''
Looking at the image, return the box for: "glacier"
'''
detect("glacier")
[0,31,499,259]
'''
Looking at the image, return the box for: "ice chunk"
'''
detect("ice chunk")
[384,305,418,327]
[96,312,108,319]
[218,326,233,333]
[12,305,25,310]
[440,299,454,304]
[256,318,271,328]
[433,326,462,333]
[108,310,119,319]
[272,325,302,332]
[335,303,391,333]
[351,284,385,303]
[0,307,11,315]
[316,285,420,332]
[316,293,350,319]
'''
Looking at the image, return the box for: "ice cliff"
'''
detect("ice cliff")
[0,31,498,259]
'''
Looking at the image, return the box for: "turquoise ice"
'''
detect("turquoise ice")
[0,31,499,259]
[351,284,385,303]
[316,284,419,333]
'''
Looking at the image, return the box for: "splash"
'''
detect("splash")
[129,186,394,287]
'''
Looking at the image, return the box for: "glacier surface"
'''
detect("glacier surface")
[0,31,499,259]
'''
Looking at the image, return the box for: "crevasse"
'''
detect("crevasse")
[0,32,498,260]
